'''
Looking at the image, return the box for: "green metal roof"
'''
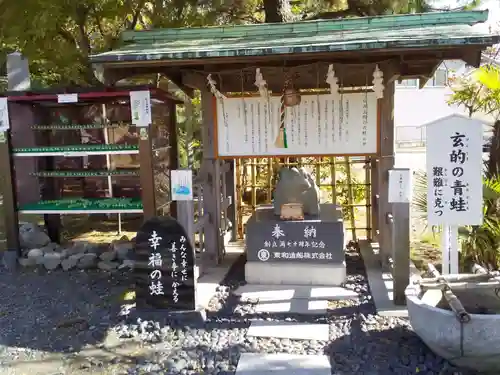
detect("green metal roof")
[90,11,499,63]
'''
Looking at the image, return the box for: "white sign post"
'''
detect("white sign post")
[425,115,483,274]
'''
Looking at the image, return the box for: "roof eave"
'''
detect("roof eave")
[90,35,500,65]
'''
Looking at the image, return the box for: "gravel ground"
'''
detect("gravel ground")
[0,249,477,375]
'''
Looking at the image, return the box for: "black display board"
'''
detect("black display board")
[134,216,196,310]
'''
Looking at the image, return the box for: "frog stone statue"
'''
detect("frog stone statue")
[273,167,320,216]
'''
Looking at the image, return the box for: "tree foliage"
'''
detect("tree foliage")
[414,62,500,270]
[0,0,481,86]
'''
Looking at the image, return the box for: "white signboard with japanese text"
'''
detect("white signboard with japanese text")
[57,93,78,103]
[130,90,152,127]
[426,116,483,226]
[215,93,378,157]
[171,169,193,201]
[0,97,10,131]
[388,169,412,203]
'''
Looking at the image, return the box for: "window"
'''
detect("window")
[396,79,418,87]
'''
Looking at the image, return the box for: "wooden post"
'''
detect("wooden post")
[138,126,156,219]
[200,89,221,267]
[177,200,195,247]
[213,159,223,264]
[0,130,20,253]
[377,79,395,263]
[392,201,410,305]
[6,53,41,249]
[226,160,237,242]
[169,101,179,218]
[371,158,379,241]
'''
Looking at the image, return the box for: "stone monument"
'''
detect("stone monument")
[273,167,320,216]
[245,166,346,286]
[135,216,197,311]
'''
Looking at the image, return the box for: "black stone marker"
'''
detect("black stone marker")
[134,216,196,311]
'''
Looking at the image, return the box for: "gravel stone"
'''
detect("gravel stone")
[99,251,116,262]
[77,253,97,269]
[19,222,51,249]
[97,261,119,271]
[0,249,480,375]
[61,257,79,271]
[43,253,62,270]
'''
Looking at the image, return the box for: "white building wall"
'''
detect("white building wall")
[393,60,496,172]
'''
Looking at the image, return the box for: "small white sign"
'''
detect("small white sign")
[171,169,193,201]
[426,116,483,226]
[57,93,78,103]
[130,91,152,127]
[388,169,412,203]
[0,97,10,131]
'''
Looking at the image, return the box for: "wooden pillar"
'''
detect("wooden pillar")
[39,122,61,242]
[169,101,179,218]
[7,54,40,210]
[392,188,411,305]
[0,130,20,253]
[200,89,222,267]
[177,200,195,247]
[139,127,156,219]
[377,79,395,262]
[226,160,237,242]
[371,159,379,241]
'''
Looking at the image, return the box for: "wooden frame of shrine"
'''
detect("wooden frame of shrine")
[0,85,181,252]
[92,10,499,299]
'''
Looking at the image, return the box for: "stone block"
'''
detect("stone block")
[245,261,346,286]
[236,353,331,375]
[246,204,344,264]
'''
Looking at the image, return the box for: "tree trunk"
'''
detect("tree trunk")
[263,0,284,23]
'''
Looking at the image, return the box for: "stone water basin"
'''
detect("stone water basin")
[406,285,500,373]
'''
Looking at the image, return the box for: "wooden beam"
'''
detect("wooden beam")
[462,49,482,68]
[164,72,195,98]
[183,72,206,90]
[103,68,194,97]
[183,63,393,91]
[418,61,442,89]
[97,46,487,71]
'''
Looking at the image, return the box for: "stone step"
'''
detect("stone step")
[254,299,329,314]
[235,353,331,375]
[247,320,329,341]
[234,284,358,302]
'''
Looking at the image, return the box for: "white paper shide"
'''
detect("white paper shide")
[130,90,152,127]
[0,97,10,131]
[426,118,483,226]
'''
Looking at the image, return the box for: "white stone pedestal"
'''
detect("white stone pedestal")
[245,261,346,286]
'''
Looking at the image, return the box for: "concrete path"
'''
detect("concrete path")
[234,283,358,315]
[247,320,329,341]
[233,283,356,374]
